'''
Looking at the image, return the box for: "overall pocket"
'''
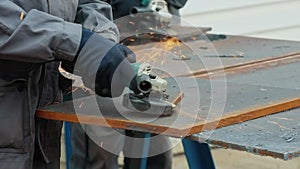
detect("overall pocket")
[0,78,28,152]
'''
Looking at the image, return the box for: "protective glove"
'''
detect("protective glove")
[71,28,139,97]
[94,44,139,97]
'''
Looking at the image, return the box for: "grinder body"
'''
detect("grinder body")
[123,63,175,116]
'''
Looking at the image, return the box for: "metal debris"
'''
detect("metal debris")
[285,137,295,143]
[20,12,25,20]
[79,102,84,109]
[129,21,135,25]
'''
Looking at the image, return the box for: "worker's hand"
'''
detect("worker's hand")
[62,28,139,98]
[94,44,139,97]
[120,45,136,63]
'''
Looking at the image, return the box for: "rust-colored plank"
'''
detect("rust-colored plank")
[36,110,181,135]
[36,96,300,138]
[36,91,185,136]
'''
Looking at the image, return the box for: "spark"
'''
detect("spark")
[67,87,78,94]
[272,117,293,121]
[179,55,187,59]
[260,88,268,91]
[79,102,84,109]
[163,37,181,51]
[268,121,292,131]
[20,12,25,20]
[82,87,89,92]
[135,36,185,66]
[45,101,53,107]
[160,55,167,65]
[129,21,135,25]
[143,33,154,39]
[128,38,135,42]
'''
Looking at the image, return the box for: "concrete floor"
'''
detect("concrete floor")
[164,143,300,169]
[212,148,300,169]
[61,139,300,169]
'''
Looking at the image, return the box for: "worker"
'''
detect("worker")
[110,0,187,34]
[69,1,187,169]
[0,1,139,169]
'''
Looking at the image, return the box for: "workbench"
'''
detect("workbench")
[36,34,300,168]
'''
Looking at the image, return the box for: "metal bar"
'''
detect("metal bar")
[124,131,152,169]
[64,122,72,169]
[182,139,215,169]
[63,93,73,169]
[140,133,151,169]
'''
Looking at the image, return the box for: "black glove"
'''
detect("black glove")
[165,0,187,9]
[95,44,139,97]
[63,28,139,97]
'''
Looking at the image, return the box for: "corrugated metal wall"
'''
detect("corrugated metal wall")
[180,0,300,41]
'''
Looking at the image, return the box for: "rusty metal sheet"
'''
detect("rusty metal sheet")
[191,108,300,160]
[189,60,300,160]
[130,35,300,76]
[36,36,300,159]
[223,61,300,89]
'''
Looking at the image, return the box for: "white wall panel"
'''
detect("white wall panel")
[181,0,288,16]
[179,0,300,41]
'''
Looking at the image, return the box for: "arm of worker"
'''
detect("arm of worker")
[64,0,137,96]
[61,0,122,72]
[165,0,187,9]
[164,0,187,18]
[0,0,81,63]
[0,0,137,97]
[0,0,135,97]
[75,0,120,42]
[74,0,137,64]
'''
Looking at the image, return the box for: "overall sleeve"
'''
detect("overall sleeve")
[0,0,82,63]
[76,0,120,42]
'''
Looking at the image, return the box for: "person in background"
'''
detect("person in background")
[109,0,187,19]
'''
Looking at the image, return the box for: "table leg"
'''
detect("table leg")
[124,131,151,169]
[64,122,72,169]
[182,139,216,169]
